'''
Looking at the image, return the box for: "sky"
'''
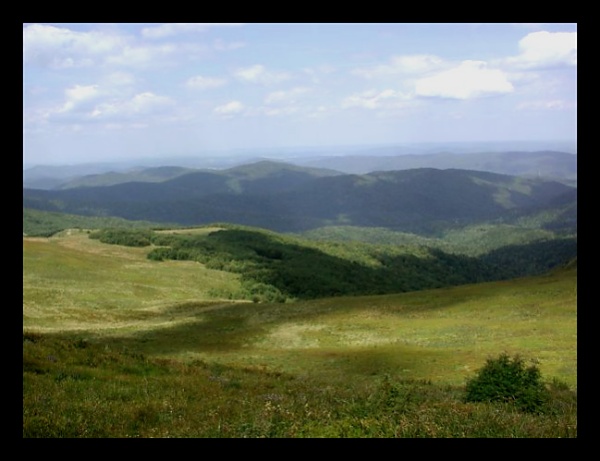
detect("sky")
[23,23,577,166]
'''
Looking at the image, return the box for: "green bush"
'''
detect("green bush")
[89,228,153,247]
[465,353,550,413]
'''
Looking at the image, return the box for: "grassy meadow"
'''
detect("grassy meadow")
[23,229,577,437]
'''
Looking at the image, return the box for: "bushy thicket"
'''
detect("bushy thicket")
[88,228,154,247]
[465,353,552,414]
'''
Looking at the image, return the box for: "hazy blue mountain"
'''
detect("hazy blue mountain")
[24,141,576,189]
[54,166,196,189]
[23,162,139,189]
[23,161,576,235]
[288,150,577,181]
[23,159,342,190]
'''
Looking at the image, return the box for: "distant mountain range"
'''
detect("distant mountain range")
[23,150,576,190]
[288,150,577,181]
[23,160,577,236]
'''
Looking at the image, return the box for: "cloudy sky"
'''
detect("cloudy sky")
[23,23,577,166]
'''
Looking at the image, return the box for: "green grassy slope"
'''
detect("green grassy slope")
[23,230,577,437]
[23,229,244,331]
[23,230,577,387]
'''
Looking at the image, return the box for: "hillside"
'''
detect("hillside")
[23,162,576,235]
[85,224,576,302]
[23,228,577,385]
[23,228,577,437]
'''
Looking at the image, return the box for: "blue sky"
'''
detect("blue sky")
[23,23,577,166]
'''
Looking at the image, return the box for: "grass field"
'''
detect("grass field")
[23,229,577,437]
[23,229,244,331]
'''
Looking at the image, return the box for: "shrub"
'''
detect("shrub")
[89,228,153,247]
[465,353,549,413]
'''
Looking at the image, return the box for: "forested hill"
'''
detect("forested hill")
[23,162,576,235]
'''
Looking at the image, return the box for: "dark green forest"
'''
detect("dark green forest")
[89,226,577,302]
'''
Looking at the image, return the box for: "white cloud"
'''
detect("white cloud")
[341,89,412,110]
[214,100,245,116]
[104,43,183,68]
[129,92,173,112]
[504,31,577,69]
[46,77,168,125]
[234,64,291,85]
[23,24,193,70]
[352,54,445,79]
[264,87,310,105]
[415,61,514,99]
[141,23,244,39]
[66,84,100,101]
[23,24,125,68]
[58,84,102,113]
[186,75,227,90]
[90,92,174,119]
